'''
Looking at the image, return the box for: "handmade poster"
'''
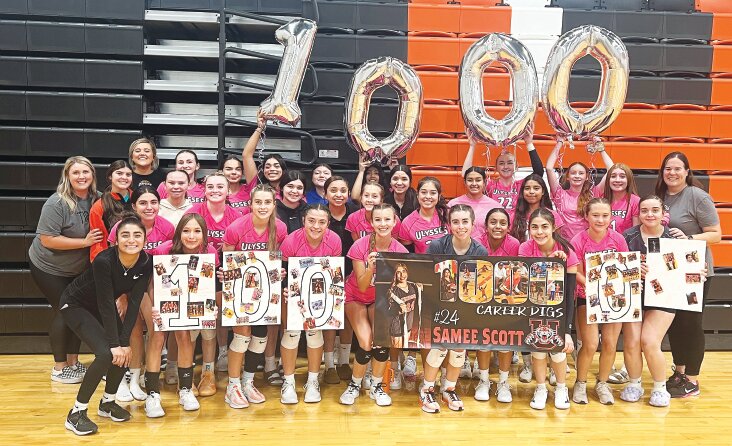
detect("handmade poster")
[374,253,568,352]
[644,238,706,312]
[221,251,282,326]
[152,254,217,331]
[584,251,643,324]
[286,256,346,331]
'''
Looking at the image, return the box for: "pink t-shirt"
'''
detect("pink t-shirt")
[151,240,220,267]
[280,228,342,259]
[551,186,589,240]
[592,187,640,234]
[398,210,448,254]
[486,178,522,212]
[108,215,175,253]
[345,208,401,239]
[222,214,288,251]
[185,202,241,251]
[518,239,580,268]
[570,229,629,298]
[447,194,502,240]
[481,234,521,256]
[157,181,206,204]
[344,235,409,304]
[228,181,257,213]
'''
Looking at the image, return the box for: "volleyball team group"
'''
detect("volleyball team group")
[29,114,720,435]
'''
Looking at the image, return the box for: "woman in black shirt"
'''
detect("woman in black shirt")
[61,216,153,436]
[276,170,308,233]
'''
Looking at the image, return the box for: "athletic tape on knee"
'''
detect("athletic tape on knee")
[201,329,216,341]
[372,347,389,362]
[355,347,372,365]
[449,350,466,367]
[305,330,324,349]
[248,336,267,354]
[425,349,448,368]
[281,330,301,349]
[549,352,566,363]
[229,333,251,353]
[189,330,200,343]
[531,352,548,360]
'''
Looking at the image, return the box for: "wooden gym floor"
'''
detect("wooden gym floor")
[2,353,731,445]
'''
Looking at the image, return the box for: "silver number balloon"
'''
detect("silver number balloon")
[542,25,629,142]
[345,57,423,163]
[259,19,317,127]
[459,33,539,148]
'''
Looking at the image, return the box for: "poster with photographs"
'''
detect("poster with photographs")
[584,251,643,324]
[644,238,706,312]
[286,257,345,331]
[221,251,282,326]
[152,254,217,331]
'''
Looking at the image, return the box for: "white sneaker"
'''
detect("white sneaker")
[363,369,373,391]
[116,377,133,402]
[496,380,512,403]
[369,383,392,406]
[165,365,178,385]
[144,392,165,418]
[573,381,588,404]
[548,368,557,386]
[472,358,480,380]
[280,381,298,404]
[519,363,533,383]
[390,370,402,390]
[420,387,440,413]
[216,350,228,372]
[51,365,83,384]
[459,359,472,379]
[620,384,644,403]
[225,382,249,409]
[304,380,321,403]
[474,379,491,401]
[402,356,417,378]
[530,386,548,410]
[649,389,671,407]
[554,386,570,409]
[242,380,266,404]
[340,381,361,405]
[129,380,146,401]
[595,381,615,405]
[441,388,464,411]
[179,388,200,411]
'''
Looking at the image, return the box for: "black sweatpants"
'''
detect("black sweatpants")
[666,278,712,376]
[30,262,82,363]
[61,305,126,404]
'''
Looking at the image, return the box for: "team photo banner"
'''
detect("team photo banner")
[373,253,569,353]
[221,251,282,326]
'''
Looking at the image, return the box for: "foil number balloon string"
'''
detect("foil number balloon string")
[344,57,423,164]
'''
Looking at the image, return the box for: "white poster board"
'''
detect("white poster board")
[584,251,643,324]
[644,238,706,312]
[221,251,282,326]
[286,257,345,331]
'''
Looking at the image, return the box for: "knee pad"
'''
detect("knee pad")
[449,350,466,368]
[189,330,200,343]
[201,329,216,341]
[425,349,448,368]
[305,330,324,349]
[355,347,372,365]
[372,347,389,362]
[248,335,267,354]
[281,330,301,349]
[229,333,251,353]
[531,352,548,360]
[549,352,566,363]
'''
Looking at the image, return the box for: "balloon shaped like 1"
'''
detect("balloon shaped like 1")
[459,33,539,148]
[345,57,423,163]
[542,25,629,142]
[259,19,317,127]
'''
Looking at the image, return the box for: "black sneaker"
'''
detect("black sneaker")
[65,409,98,436]
[669,377,700,398]
[98,400,131,422]
[666,370,684,390]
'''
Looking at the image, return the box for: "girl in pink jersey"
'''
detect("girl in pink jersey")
[595,163,640,234]
[385,165,418,221]
[340,204,408,407]
[156,150,206,203]
[448,167,502,240]
[108,187,175,253]
[518,208,578,410]
[222,155,255,213]
[279,204,342,405]
[221,184,287,408]
[346,181,400,240]
[399,176,449,254]
[482,208,521,256]
[570,198,629,406]
[510,174,565,243]
[242,111,287,198]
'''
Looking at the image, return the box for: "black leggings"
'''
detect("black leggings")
[61,305,126,404]
[244,325,267,373]
[666,278,711,376]
[30,262,82,363]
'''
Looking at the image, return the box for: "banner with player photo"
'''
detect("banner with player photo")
[286,257,346,331]
[584,251,643,324]
[221,251,282,326]
[152,254,217,331]
[373,253,569,353]
[644,238,706,312]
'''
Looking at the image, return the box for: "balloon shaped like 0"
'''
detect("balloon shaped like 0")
[259,19,317,127]
[345,57,423,163]
[459,33,539,147]
[542,25,629,141]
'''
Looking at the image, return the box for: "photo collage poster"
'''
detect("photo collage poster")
[286,257,346,331]
[221,251,282,326]
[584,251,643,324]
[644,238,706,312]
[152,254,217,331]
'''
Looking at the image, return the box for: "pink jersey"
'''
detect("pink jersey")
[592,187,640,234]
[486,178,522,212]
[551,186,589,240]
[185,202,241,251]
[280,228,342,259]
[518,239,580,268]
[447,194,502,240]
[157,181,206,204]
[398,210,448,254]
[109,215,175,253]
[228,181,257,213]
[345,208,401,239]
[570,229,629,298]
[222,214,287,251]
[151,240,220,267]
[481,234,521,256]
[344,235,408,304]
